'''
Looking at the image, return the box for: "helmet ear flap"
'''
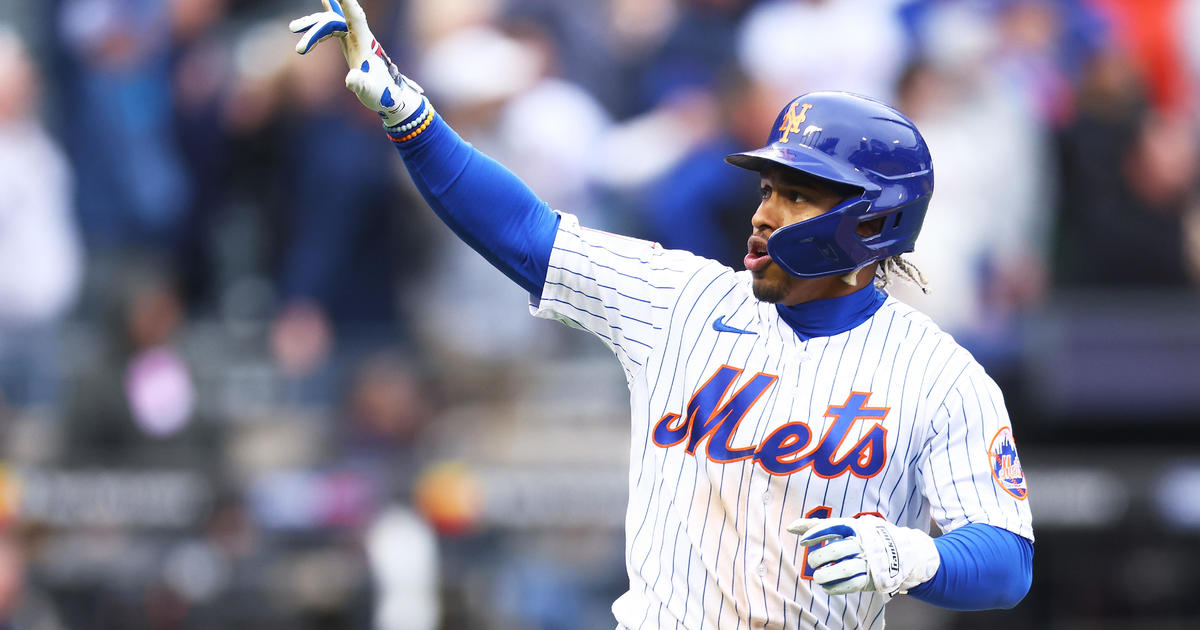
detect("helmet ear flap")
[767,199,876,278]
[860,196,930,253]
[856,216,887,240]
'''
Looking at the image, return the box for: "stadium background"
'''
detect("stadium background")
[2,0,1199,628]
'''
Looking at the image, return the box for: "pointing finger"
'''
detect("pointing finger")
[289,13,322,34]
[324,0,345,18]
[294,17,348,54]
[340,0,368,32]
[330,0,373,63]
[797,524,857,547]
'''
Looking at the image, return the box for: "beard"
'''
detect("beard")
[751,274,789,303]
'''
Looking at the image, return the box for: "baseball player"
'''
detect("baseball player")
[290,2,1034,628]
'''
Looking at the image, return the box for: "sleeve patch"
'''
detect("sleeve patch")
[989,427,1028,500]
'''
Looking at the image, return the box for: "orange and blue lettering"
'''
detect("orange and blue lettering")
[651,365,777,463]
[653,370,890,479]
[755,392,889,478]
[754,422,813,474]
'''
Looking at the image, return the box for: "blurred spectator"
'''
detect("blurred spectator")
[1179,0,1200,106]
[58,0,191,255]
[0,526,65,630]
[737,0,909,102]
[408,0,502,51]
[1054,46,1197,287]
[168,0,234,309]
[603,0,685,117]
[264,42,428,394]
[337,351,432,498]
[365,506,438,630]
[986,0,1075,126]
[503,0,624,116]
[415,23,608,363]
[591,88,720,201]
[421,18,612,217]
[593,3,769,221]
[608,0,757,116]
[888,2,1053,356]
[904,0,1077,126]
[0,529,19,630]
[640,69,778,267]
[0,25,83,408]
[596,0,772,264]
[1088,0,1196,115]
[62,264,214,467]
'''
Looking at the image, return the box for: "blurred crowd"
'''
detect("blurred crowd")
[1,0,1200,629]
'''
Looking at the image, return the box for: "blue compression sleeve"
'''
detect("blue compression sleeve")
[390,113,559,295]
[907,523,1033,610]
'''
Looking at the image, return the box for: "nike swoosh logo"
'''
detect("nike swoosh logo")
[712,316,757,335]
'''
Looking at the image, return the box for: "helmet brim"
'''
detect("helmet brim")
[725,144,879,194]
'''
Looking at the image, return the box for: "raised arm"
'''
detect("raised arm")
[289,0,558,295]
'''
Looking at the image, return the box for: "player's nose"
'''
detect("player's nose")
[751,198,781,234]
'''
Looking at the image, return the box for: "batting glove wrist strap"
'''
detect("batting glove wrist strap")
[383,95,435,144]
[344,59,427,129]
[789,516,941,597]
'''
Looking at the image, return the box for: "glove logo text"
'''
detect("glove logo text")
[876,524,901,578]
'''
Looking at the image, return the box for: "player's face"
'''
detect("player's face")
[746,167,864,305]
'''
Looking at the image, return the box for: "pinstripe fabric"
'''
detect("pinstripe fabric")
[531,214,1034,630]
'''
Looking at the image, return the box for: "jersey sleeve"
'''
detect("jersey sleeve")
[530,212,715,379]
[919,361,1034,541]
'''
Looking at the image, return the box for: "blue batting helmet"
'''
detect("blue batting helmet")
[725,91,934,278]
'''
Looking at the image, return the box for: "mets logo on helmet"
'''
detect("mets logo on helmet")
[778,102,813,143]
[989,427,1028,500]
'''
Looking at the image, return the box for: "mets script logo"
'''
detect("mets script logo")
[778,102,813,143]
[651,365,889,478]
[989,427,1028,500]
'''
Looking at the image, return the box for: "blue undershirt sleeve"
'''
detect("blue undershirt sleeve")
[907,523,1033,610]
[390,114,559,295]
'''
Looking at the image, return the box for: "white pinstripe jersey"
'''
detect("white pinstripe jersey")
[530,214,1034,630]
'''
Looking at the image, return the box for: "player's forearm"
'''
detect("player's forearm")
[906,523,1033,610]
[287,0,556,295]
[389,111,558,295]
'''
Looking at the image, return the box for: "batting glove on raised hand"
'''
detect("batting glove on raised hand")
[788,516,940,597]
[289,0,427,129]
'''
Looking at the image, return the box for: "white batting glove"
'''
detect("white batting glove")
[289,0,427,129]
[288,0,348,55]
[788,516,940,597]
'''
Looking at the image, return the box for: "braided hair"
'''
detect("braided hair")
[874,255,928,294]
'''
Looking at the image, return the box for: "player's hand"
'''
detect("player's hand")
[788,516,940,597]
[289,0,426,129]
[289,0,349,56]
